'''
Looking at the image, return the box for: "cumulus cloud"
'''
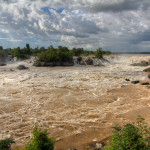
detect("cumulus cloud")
[0,0,150,51]
[3,0,150,12]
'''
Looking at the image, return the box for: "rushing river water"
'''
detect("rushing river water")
[0,54,150,149]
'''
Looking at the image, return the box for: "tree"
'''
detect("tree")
[0,138,15,150]
[25,44,31,55]
[0,46,3,50]
[105,116,150,150]
[25,127,55,150]
[95,48,103,59]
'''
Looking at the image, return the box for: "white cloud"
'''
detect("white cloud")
[0,0,150,51]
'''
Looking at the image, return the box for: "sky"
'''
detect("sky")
[0,0,150,52]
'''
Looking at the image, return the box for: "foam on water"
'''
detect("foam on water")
[0,54,150,148]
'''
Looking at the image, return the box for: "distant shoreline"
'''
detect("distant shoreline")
[112,52,150,54]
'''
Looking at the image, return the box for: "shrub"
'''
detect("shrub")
[0,138,15,150]
[25,127,55,150]
[105,116,150,150]
[77,56,82,62]
[95,48,103,59]
[38,49,72,62]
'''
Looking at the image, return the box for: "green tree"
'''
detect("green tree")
[0,138,15,150]
[95,48,103,59]
[105,116,150,150]
[0,46,3,50]
[25,44,31,55]
[12,47,27,59]
[25,127,55,150]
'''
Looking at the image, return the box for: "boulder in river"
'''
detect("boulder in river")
[33,61,74,67]
[17,65,28,70]
[131,80,140,84]
[85,57,93,65]
[143,67,150,72]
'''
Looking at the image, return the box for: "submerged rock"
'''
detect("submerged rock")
[0,64,6,66]
[141,82,150,85]
[131,80,140,84]
[132,60,149,66]
[144,67,150,72]
[87,141,105,150]
[125,78,130,81]
[17,65,28,70]
[33,61,74,67]
[85,57,93,65]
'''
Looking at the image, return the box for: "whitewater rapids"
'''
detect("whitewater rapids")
[0,54,150,149]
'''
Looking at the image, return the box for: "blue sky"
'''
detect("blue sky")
[0,0,150,52]
[41,7,64,14]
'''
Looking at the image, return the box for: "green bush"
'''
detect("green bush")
[77,56,82,62]
[95,48,103,59]
[105,116,150,150]
[25,127,55,150]
[38,48,72,62]
[0,138,15,150]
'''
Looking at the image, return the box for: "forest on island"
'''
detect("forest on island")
[0,44,111,62]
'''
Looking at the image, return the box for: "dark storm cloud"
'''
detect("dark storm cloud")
[130,30,150,44]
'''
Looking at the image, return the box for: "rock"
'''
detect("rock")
[121,85,128,88]
[132,60,149,66]
[0,64,6,66]
[33,61,74,67]
[85,58,93,65]
[125,78,130,81]
[131,80,140,84]
[141,61,149,66]
[144,67,150,72]
[79,60,85,65]
[10,69,14,72]
[94,142,105,150]
[148,74,150,79]
[141,82,150,85]
[87,141,106,150]
[95,143,103,150]
[17,65,28,70]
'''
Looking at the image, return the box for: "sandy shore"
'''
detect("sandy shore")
[0,55,150,149]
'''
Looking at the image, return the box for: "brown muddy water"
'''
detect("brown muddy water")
[1,55,150,149]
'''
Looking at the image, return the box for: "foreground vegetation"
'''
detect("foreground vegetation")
[105,116,150,150]
[25,127,55,150]
[0,128,55,150]
[1,116,150,150]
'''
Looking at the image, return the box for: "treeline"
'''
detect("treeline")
[0,44,111,62]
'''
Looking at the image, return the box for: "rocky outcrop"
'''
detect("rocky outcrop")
[17,65,28,70]
[73,57,103,66]
[0,63,6,66]
[34,57,104,67]
[131,80,140,84]
[85,57,93,65]
[33,61,74,67]
[143,67,150,72]
[132,60,150,66]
